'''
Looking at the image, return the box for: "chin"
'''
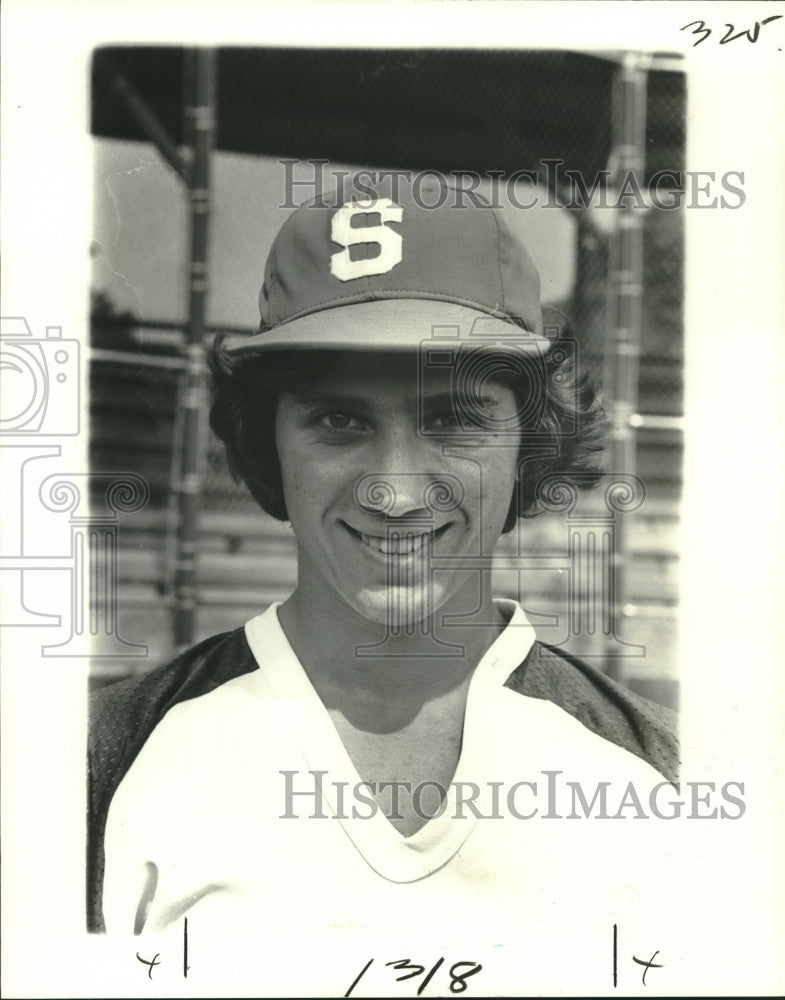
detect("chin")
[350,583,449,630]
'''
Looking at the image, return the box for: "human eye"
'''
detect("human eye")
[312,410,369,437]
[422,401,496,436]
[423,409,463,433]
[420,395,508,441]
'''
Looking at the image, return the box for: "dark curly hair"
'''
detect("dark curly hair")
[208,321,607,535]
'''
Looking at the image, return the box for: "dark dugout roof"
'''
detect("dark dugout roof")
[91,47,685,183]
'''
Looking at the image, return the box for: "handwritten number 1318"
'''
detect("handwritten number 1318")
[345,957,483,997]
[681,16,782,47]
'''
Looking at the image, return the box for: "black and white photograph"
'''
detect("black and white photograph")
[2,2,784,997]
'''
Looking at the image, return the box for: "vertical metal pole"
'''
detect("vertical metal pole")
[174,48,216,651]
[605,53,649,680]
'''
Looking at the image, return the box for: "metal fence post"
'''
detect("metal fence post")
[605,52,650,680]
[174,48,216,651]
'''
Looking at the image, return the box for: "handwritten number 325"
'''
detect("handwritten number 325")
[681,16,782,47]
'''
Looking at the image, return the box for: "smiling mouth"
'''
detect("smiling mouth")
[344,523,449,556]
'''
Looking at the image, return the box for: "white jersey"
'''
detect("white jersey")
[102,601,675,996]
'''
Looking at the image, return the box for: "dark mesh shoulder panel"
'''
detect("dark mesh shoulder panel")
[504,641,679,784]
[87,628,257,931]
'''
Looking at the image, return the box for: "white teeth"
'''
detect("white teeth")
[358,531,432,555]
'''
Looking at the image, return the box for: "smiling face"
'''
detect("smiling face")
[274,351,522,630]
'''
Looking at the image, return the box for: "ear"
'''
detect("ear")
[501,492,518,535]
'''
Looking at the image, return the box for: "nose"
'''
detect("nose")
[356,427,432,518]
[354,430,463,520]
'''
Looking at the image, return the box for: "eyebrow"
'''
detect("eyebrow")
[289,391,378,412]
[420,391,502,411]
[289,389,503,412]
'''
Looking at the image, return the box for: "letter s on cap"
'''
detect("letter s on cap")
[330,197,403,281]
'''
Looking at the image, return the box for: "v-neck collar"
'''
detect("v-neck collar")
[244,599,535,883]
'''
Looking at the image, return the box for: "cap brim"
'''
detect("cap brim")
[224,299,552,357]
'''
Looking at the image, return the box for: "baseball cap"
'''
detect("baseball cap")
[226,176,551,356]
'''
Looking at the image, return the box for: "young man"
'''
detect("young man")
[89,178,678,993]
